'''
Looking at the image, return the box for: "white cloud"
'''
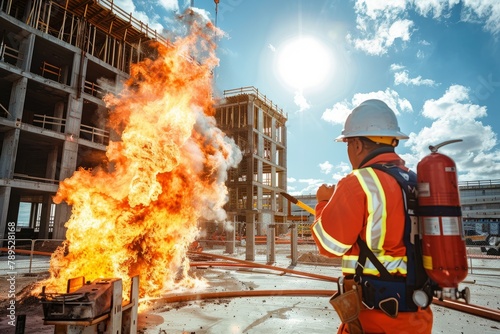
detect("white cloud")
[390,63,406,71]
[403,84,500,181]
[346,19,413,55]
[394,70,438,86]
[348,0,500,55]
[113,0,165,33]
[114,0,136,13]
[329,161,352,182]
[348,0,414,55]
[157,0,180,12]
[288,178,326,196]
[322,102,352,125]
[461,0,500,35]
[413,0,457,18]
[294,91,311,112]
[268,44,276,52]
[322,88,413,125]
[319,161,333,174]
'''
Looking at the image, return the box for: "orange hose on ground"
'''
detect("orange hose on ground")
[187,251,500,322]
[188,251,338,283]
[432,298,500,322]
[160,289,336,303]
[190,261,256,267]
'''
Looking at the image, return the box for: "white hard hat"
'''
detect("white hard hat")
[335,99,409,142]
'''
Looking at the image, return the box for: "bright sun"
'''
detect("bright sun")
[276,36,332,90]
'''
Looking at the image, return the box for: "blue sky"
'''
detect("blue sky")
[115,0,500,195]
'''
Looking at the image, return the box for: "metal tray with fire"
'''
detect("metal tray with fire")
[40,277,121,321]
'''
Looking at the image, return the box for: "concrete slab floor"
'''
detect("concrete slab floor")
[138,253,500,334]
[0,251,499,333]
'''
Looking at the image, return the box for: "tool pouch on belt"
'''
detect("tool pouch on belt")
[330,282,364,334]
[361,275,413,317]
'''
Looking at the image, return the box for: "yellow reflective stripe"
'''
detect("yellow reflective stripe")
[349,168,409,276]
[352,168,387,255]
[312,218,351,256]
[342,255,408,275]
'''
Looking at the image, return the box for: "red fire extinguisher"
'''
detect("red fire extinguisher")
[417,139,469,302]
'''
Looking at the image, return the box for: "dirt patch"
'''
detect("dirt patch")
[297,252,342,266]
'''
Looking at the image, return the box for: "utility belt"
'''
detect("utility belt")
[329,275,418,334]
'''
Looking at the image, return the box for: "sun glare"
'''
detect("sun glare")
[276,36,332,90]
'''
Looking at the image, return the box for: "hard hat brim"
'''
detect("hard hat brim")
[335,131,409,142]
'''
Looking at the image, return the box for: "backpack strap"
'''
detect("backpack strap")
[355,164,425,286]
[355,236,393,281]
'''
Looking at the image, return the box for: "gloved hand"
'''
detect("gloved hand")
[316,184,335,202]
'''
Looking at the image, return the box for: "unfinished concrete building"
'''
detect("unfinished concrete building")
[0,0,167,240]
[214,87,288,241]
[0,1,289,246]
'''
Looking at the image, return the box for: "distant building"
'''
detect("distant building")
[214,87,288,235]
[460,179,500,237]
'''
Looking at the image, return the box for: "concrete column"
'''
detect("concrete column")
[0,128,20,178]
[290,221,298,266]
[53,102,64,132]
[8,76,27,121]
[256,185,263,235]
[53,94,83,239]
[45,146,58,180]
[266,224,276,264]
[245,211,255,261]
[18,33,35,73]
[0,187,12,240]
[225,222,235,254]
[38,194,53,239]
[52,202,70,240]
[71,50,87,95]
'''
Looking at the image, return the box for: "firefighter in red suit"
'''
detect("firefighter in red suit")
[311,99,433,334]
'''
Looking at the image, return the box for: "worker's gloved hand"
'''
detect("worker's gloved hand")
[316,184,335,202]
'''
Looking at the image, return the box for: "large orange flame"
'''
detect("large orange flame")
[40,13,240,301]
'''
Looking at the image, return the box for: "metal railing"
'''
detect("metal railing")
[32,113,109,144]
[2,230,498,276]
[0,41,22,65]
[223,86,287,118]
[459,179,500,188]
[0,239,64,274]
[33,113,65,130]
[80,124,110,144]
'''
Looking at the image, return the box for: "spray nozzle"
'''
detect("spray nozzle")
[429,139,463,153]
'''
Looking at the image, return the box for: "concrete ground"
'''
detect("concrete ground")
[1,247,499,333]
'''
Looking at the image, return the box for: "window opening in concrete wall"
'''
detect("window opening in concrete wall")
[17,202,31,228]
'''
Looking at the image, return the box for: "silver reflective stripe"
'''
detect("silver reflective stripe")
[342,256,408,275]
[349,168,408,275]
[312,218,351,256]
[353,168,387,253]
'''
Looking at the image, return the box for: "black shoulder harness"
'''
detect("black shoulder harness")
[355,163,428,292]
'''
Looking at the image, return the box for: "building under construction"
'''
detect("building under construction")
[0,0,288,241]
[214,87,288,240]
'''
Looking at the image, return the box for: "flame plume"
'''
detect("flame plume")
[42,14,241,299]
